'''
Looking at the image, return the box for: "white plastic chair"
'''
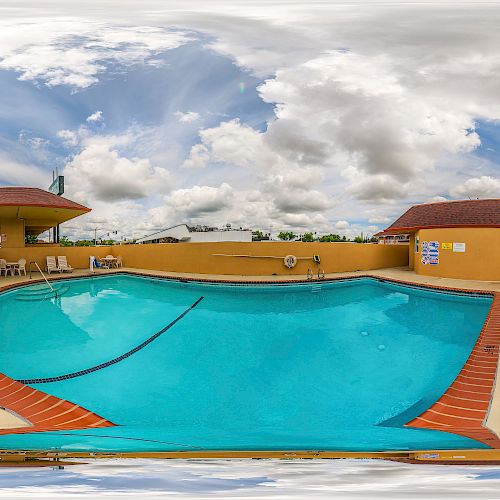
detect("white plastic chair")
[46,256,61,274]
[0,259,7,277]
[17,258,26,276]
[57,256,73,273]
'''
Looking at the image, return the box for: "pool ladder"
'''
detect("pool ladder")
[28,261,58,299]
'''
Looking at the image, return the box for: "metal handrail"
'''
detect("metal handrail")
[29,261,57,298]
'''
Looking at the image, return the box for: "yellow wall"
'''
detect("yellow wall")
[0,242,408,276]
[112,242,409,276]
[0,219,25,248]
[408,234,415,270]
[413,228,500,281]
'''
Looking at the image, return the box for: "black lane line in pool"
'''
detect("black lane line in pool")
[16,296,204,385]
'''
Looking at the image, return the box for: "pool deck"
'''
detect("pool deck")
[0,266,499,462]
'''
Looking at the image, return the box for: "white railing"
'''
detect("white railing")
[29,261,57,297]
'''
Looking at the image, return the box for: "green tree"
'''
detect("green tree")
[277,231,296,241]
[59,236,74,247]
[319,233,342,242]
[75,239,94,246]
[25,234,38,244]
[252,230,264,241]
[301,232,314,242]
[353,235,364,243]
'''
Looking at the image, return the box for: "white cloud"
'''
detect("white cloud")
[335,220,350,230]
[0,155,47,187]
[368,215,390,224]
[182,144,209,169]
[167,183,234,216]
[425,196,449,203]
[57,129,79,147]
[64,137,173,203]
[174,111,200,123]
[0,19,192,89]
[86,110,103,122]
[449,175,500,199]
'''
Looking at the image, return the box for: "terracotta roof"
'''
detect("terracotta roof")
[381,199,500,234]
[0,187,90,212]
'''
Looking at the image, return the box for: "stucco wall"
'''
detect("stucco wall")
[111,242,409,275]
[0,219,25,248]
[0,242,408,276]
[413,228,500,281]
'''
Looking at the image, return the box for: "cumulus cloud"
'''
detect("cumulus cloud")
[174,111,200,123]
[258,50,481,201]
[57,129,79,147]
[0,19,191,88]
[449,175,500,199]
[167,183,234,216]
[335,220,350,230]
[64,137,173,203]
[86,110,103,122]
[368,215,390,224]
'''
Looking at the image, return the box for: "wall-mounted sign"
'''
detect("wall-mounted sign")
[441,242,452,250]
[48,175,64,196]
[453,242,466,253]
[421,241,439,265]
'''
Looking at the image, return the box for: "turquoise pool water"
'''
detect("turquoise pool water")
[0,275,493,452]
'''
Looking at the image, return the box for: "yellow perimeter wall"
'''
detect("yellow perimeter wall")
[0,242,408,276]
[413,228,500,281]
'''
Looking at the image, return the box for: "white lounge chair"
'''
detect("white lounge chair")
[0,259,7,277]
[57,256,73,273]
[17,258,26,276]
[46,256,61,274]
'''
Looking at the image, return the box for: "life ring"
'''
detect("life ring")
[284,255,297,268]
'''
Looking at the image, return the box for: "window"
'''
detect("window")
[415,235,419,253]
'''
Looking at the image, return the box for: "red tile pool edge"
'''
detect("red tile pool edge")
[0,373,115,435]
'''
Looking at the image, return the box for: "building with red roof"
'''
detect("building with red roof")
[0,187,90,248]
[377,199,500,280]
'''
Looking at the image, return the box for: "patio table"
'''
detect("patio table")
[99,257,118,269]
[6,262,19,276]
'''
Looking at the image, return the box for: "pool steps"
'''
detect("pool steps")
[14,285,70,301]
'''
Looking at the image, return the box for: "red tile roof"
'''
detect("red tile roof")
[0,187,90,212]
[381,199,500,234]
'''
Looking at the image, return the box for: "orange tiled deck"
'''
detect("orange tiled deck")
[407,292,500,447]
[0,373,115,435]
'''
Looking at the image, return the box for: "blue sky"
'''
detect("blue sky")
[0,1,499,240]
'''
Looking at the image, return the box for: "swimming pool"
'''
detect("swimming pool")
[0,274,493,452]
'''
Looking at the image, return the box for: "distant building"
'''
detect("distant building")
[136,224,252,244]
[374,233,410,245]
